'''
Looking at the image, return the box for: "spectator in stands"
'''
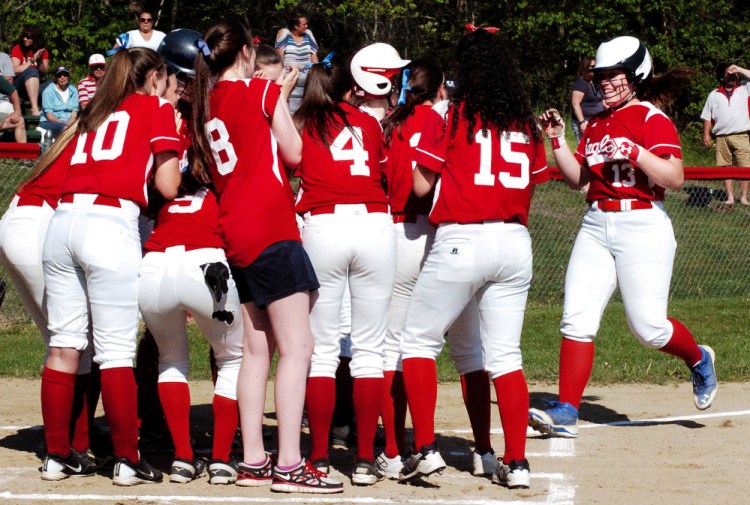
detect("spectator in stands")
[77,54,106,110]
[0,79,26,142]
[0,51,14,83]
[571,56,604,144]
[275,9,318,113]
[40,66,78,139]
[10,26,49,116]
[113,10,166,52]
[701,62,750,206]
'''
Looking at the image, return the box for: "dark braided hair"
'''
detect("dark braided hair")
[382,58,444,145]
[450,29,541,143]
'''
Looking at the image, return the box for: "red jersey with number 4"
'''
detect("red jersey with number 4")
[295,102,387,214]
[61,93,180,207]
[384,104,435,216]
[208,78,299,267]
[577,101,682,203]
[144,186,224,253]
[414,104,548,226]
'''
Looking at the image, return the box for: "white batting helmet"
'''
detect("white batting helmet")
[594,36,652,86]
[350,43,410,98]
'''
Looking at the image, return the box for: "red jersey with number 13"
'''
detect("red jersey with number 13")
[295,102,387,214]
[414,104,548,226]
[577,101,682,203]
[207,78,300,267]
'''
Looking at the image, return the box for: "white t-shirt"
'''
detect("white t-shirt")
[116,29,166,52]
[700,82,750,136]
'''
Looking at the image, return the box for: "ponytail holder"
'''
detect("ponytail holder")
[106,33,129,56]
[195,39,212,57]
[465,23,500,34]
[397,68,411,106]
[301,51,335,72]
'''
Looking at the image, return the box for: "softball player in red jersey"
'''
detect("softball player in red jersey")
[0,155,95,465]
[378,60,499,479]
[191,21,343,493]
[398,29,549,489]
[37,47,181,485]
[294,58,396,485]
[139,176,243,484]
[529,36,717,439]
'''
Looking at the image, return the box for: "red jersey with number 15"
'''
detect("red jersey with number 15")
[61,93,180,207]
[295,102,387,214]
[207,78,300,267]
[577,101,682,203]
[414,104,548,226]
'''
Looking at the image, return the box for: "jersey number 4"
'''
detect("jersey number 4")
[473,131,530,189]
[330,127,370,176]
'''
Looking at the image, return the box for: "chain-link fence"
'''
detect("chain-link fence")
[0,156,748,326]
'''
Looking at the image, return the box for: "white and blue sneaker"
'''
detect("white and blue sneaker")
[691,345,717,410]
[528,401,579,438]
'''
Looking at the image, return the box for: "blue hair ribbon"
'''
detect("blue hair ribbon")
[106,33,129,56]
[195,39,212,57]
[397,68,411,106]
[301,51,335,72]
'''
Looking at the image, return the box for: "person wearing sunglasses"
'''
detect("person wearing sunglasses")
[112,10,166,52]
[77,54,106,110]
[10,25,49,116]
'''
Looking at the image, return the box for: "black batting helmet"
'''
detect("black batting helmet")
[158,28,202,76]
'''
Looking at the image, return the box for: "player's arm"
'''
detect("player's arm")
[271,97,302,169]
[412,164,437,197]
[727,64,750,80]
[632,152,684,190]
[153,150,180,200]
[540,108,589,189]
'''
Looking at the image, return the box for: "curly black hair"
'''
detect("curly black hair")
[450,29,540,143]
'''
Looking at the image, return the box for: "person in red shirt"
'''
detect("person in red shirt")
[398,29,549,489]
[10,26,49,115]
[294,55,396,486]
[529,36,717,439]
[190,20,342,494]
[32,47,181,485]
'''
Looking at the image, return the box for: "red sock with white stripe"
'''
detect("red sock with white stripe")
[212,394,238,462]
[558,338,594,409]
[100,367,139,463]
[158,381,193,461]
[70,373,90,453]
[402,357,437,450]
[493,370,529,463]
[381,370,408,458]
[660,318,703,367]
[41,366,76,456]
[305,376,336,462]
[460,370,492,454]
[353,377,383,462]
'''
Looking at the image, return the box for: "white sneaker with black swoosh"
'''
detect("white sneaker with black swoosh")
[270,459,343,494]
[113,458,163,486]
[41,450,97,480]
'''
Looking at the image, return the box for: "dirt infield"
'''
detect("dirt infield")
[0,378,748,504]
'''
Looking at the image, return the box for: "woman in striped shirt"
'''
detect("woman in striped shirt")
[275,9,318,113]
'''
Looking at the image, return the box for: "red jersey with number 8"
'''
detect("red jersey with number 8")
[295,102,387,214]
[62,94,180,207]
[207,78,300,267]
[577,102,682,203]
[414,104,548,226]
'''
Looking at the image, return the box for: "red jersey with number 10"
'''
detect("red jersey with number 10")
[295,102,387,214]
[414,104,548,226]
[61,93,180,207]
[207,78,300,267]
[577,101,682,203]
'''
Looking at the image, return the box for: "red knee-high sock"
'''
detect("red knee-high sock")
[493,370,529,463]
[305,376,336,462]
[460,370,492,454]
[100,367,139,463]
[353,377,383,462]
[558,338,594,409]
[212,394,238,462]
[70,373,91,453]
[41,367,76,456]
[660,318,703,367]
[382,371,408,458]
[158,381,193,461]
[402,357,437,450]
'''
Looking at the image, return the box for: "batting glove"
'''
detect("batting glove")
[539,109,566,149]
[201,262,230,302]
